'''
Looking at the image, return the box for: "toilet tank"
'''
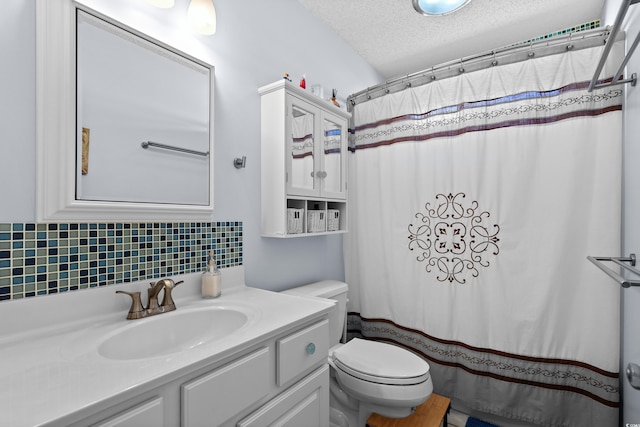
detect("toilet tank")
[281,280,348,345]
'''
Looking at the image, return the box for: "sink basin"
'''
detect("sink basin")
[98,307,248,360]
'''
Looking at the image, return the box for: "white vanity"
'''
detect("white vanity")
[0,268,334,426]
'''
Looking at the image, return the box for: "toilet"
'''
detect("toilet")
[282,280,433,427]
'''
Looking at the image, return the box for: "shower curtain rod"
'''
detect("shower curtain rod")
[348,27,618,107]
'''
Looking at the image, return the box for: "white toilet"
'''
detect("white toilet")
[282,280,433,427]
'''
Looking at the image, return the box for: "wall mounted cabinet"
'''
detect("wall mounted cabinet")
[260,80,351,237]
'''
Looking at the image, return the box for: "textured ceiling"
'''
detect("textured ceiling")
[297,0,606,79]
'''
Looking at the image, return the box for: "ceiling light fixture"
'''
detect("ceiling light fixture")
[188,0,217,35]
[144,0,175,8]
[412,0,471,16]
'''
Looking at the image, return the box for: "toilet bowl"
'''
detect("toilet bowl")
[281,280,433,427]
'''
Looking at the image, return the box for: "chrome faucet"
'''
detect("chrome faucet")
[116,278,184,320]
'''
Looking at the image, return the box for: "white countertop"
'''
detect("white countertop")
[0,267,334,427]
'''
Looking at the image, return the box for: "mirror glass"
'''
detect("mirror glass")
[290,104,316,192]
[76,10,211,206]
[323,118,342,194]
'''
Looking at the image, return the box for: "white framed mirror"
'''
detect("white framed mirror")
[36,0,215,221]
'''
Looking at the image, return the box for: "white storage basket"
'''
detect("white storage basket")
[327,209,340,231]
[307,211,326,233]
[287,208,304,234]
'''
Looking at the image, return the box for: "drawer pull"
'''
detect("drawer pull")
[306,343,316,355]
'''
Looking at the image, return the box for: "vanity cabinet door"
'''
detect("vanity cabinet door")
[92,397,163,427]
[237,364,329,427]
[181,347,271,427]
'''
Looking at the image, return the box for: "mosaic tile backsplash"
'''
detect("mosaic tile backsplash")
[512,20,601,47]
[0,222,242,301]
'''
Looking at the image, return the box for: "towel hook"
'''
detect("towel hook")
[233,155,246,169]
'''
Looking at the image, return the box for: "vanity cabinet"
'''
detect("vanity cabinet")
[182,319,329,426]
[72,318,330,427]
[259,80,351,237]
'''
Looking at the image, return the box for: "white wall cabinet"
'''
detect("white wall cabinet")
[70,318,330,427]
[260,80,351,237]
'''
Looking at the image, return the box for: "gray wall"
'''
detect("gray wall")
[0,0,383,291]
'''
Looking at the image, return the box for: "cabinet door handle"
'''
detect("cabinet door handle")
[306,343,316,355]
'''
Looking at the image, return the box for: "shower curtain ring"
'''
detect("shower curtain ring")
[458,59,465,73]
[566,32,574,50]
[430,67,436,81]
[491,51,498,66]
[528,41,535,58]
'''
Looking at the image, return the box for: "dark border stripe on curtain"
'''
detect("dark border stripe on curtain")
[351,77,617,133]
[349,105,622,152]
[347,312,620,408]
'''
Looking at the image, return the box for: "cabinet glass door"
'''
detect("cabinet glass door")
[322,117,343,195]
[289,101,316,194]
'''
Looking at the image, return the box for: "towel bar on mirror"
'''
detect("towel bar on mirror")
[141,141,209,157]
[587,253,640,288]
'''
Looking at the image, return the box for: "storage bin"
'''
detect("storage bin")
[287,208,304,234]
[327,209,340,231]
[307,211,326,233]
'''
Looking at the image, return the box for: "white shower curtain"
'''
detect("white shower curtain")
[345,44,623,426]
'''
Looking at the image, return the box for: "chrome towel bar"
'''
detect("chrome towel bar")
[141,141,209,157]
[587,253,640,288]
[588,0,640,92]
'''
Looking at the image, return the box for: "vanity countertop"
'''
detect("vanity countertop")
[0,268,334,427]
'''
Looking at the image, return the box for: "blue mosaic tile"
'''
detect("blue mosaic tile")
[0,222,243,301]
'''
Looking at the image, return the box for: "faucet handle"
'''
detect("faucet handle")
[160,280,184,312]
[146,282,164,314]
[116,290,146,320]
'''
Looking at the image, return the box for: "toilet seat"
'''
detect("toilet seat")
[330,338,430,385]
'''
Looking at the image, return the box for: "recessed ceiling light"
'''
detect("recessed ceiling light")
[412,0,471,16]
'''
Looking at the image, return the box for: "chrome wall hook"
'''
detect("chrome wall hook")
[233,155,247,169]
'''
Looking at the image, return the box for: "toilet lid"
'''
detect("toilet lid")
[331,338,430,385]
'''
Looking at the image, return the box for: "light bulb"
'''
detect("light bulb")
[144,0,175,8]
[188,0,217,35]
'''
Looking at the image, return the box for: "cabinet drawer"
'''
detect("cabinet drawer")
[92,397,163,427]
[237,364,329,427]
[277,320,329,386]
[182,347,270,427]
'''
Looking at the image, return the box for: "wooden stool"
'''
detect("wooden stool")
[366,393,451,427]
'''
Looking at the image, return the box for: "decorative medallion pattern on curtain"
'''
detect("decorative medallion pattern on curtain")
[408,192,500,284]
[344,42,623,427]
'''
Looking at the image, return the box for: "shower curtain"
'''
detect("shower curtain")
[345,44,623,426]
